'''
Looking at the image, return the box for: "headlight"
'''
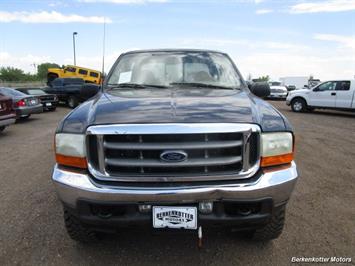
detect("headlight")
[55,133,87,169]
[261,132,294,167]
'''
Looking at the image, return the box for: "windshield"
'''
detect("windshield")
[27,89,46,95]
[107,51,242,89]
[0,88,27,97]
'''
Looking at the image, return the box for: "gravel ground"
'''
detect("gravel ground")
[0,102,354,266]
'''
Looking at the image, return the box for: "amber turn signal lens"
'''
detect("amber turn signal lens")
[55,154,87,169]
[260,152,293,168]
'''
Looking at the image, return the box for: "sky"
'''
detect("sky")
[0,0,354,81]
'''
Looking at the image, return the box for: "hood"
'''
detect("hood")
[290,88,310,94]
[59,88,291,133]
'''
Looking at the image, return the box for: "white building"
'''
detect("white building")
[279,76,309,89]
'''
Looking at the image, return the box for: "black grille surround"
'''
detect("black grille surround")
[86,123,261,182]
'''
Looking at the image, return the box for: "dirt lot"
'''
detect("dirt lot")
[0,102,354,266]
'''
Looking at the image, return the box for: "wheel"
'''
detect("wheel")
[291,98,307,112]
[0,126,5,132]
[252,205,285,241]
[67,96,78,109]
[64,209,97,242]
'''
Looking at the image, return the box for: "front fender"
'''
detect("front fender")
[286,92,309,105]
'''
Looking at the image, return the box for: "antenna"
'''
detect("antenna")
[101,17,106,89]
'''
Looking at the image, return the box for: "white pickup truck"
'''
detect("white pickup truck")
[286,80,355,112]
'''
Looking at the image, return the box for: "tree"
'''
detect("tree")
[252,75,270,82]
[37,62,60,80]
[0,67,39,82]
[0,67,25,81]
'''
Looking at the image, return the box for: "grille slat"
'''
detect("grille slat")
[87,124,260,182]
[105,156,242,168]
[103,140,242,150]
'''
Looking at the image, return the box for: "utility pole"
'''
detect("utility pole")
[31,63,37,73]
[73,32,78,66]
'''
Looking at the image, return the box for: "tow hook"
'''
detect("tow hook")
[198,226,203,248]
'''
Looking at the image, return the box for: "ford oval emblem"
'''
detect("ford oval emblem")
[160,150,188,163]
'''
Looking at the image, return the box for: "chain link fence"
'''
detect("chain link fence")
[0,81,46,88]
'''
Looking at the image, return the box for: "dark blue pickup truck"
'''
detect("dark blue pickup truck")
[45,78,99,108]
[52,49,298,243]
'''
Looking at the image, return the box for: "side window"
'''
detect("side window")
[316,81,336,91]
[90,72,99,78]
[78,69,88,75]
[336,81,350,91]
[65,67,76,73]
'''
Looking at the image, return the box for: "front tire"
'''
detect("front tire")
[64,209,97,243]
[291,98,307,112]
[252,205,285,241]
[67,96,78,109]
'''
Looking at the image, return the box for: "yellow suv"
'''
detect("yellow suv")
[47,65,102,85]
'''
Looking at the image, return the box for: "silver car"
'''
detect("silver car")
[0,87,43,119]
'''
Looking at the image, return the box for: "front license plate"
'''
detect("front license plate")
[46,102,52,106]
[153,206,197,230]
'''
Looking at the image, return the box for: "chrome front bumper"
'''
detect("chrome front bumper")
[268,93,288,99]
[52,162,298,208]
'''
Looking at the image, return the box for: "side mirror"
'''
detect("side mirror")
[249,82,270,98]
[80,84,100,99]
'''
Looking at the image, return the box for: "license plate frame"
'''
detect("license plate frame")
[152,206,197,230]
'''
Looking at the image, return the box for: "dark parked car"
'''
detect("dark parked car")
[45,78,100,108]
[0,88,43,119]
[16,88,58,111]
[0,92,16,132]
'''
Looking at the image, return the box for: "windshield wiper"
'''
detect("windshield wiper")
[170,82,237,90]
[107,83,169,90]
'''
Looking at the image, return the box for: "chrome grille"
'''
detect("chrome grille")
[40,95,56,102]
[86,124,260,182]
[271,88,286,93]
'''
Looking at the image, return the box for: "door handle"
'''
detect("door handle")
[331,92,336,96]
